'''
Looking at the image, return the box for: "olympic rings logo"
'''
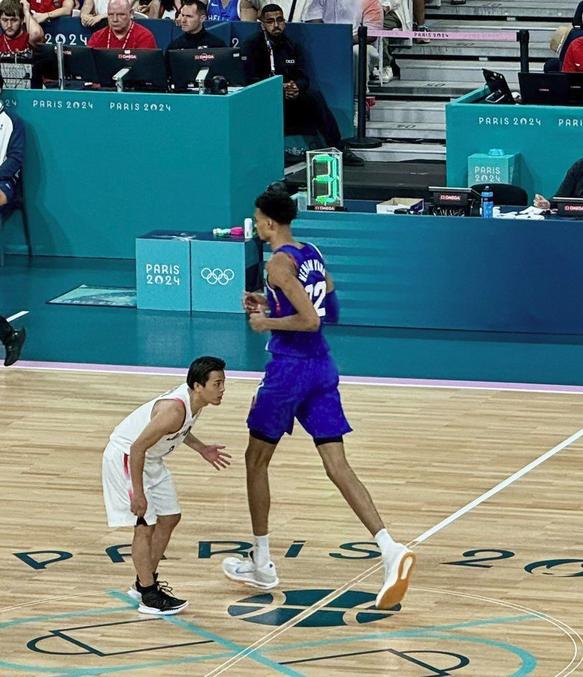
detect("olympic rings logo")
[200,267,235,286]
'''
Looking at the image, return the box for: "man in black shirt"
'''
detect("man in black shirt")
[242,3,364,167]
[166,0,226,51]
[534,158,583,209]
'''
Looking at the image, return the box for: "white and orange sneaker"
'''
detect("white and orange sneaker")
[376,544,416,609]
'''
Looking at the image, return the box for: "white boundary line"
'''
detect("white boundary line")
[6,310,28,323]
[205,427,583,675]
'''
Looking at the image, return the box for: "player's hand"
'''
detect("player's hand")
[242,291,267,313]
[131,492,147,517]
[199,445,231,470]
[249,308,270,332]
[534,194,550,210]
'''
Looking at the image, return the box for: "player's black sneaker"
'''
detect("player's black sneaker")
[138,584,188,616]
[127,572,158,602]
[3,328,26,367]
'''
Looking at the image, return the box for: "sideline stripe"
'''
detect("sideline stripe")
[205,427,583,675]
[6,310,29,323]
[10,360,583,395]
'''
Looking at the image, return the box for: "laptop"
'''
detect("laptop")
[519,72,571,106]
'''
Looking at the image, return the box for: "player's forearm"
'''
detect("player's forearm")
[184,433,206,453]
[129,447,147,494]
[264,313,320,332]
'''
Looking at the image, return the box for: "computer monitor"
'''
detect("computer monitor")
[553,197,583,217]
[63,45,99,83]
[518,72,571,106]
[92,48,167,91]
[0,54,33,89]
[167,48,246,92]
[482,68,516,105]
[429,186,481,216]
[565,73,583,105]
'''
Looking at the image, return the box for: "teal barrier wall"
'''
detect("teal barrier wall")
[293,209,583,335]
[446,87,583,200]
[44,18,354,139]
[4,79,283,258]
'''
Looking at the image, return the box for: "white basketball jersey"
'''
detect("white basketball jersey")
[108,383,200,462]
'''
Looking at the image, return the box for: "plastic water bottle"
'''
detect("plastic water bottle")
[481,186,494,218]
[244,218,253,240]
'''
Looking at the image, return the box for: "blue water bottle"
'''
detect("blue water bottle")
[481,185,494,218]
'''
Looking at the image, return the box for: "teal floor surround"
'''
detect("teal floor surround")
[4,255,583,384]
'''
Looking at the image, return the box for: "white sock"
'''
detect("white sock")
[374,528,398,561]
[254,534,270,567]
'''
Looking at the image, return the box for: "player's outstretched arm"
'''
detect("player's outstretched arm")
[184,432,231,470]
[249,253,320,333]
[128,401,186,516]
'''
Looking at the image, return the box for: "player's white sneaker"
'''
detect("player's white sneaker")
[222,556,279,589]
[376,543,416,609]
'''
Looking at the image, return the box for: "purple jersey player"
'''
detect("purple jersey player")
[222,187,416,610]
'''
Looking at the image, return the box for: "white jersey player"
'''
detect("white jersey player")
[102,356,230,616]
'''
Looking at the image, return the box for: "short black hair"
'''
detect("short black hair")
[255,189,297,225]
[187,356,226,388]
[180,0,207,13]
[260,3,283,16]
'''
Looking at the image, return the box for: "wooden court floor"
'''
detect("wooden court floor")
[1,366,582,676]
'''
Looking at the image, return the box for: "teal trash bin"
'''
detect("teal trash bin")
[467,148,519,186]
[136,231,197,311]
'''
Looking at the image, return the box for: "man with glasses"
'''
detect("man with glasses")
[242,3,364,166]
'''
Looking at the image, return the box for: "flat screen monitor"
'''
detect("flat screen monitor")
[31,44,57,87]
[0,54,33,89]
[518,72,571,106]
[92,48,167,91]
[553,196,583,217]
[63,45,99,83]
[167,47,246,91]
[429,186,480,207]
[482,68,516,104]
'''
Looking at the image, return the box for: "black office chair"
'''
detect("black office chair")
[471,183,528,207]
[0,193,32,267]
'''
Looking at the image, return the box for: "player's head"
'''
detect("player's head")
[260,4,286,38]
[254,187,297,242]
[0,0,24,39]
[187,356,226,406]
[179,0,206,35]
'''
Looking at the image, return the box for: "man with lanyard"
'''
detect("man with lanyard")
[166,0,226,50]
[243,4,364,166]
[0,0,44,55]
[88,0,157,49]
[205,0,240,22]
[222,187,416,611]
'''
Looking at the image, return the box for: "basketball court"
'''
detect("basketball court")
[1,364,581,676]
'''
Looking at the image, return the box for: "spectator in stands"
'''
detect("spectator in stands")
[243,4,364,166]
[534,158,583,209]
[561,36,583,73]
[88,0,157,48]
[29,0,73,24]
[240,0,307,21]
[0,315,26,366]
[80,0,109,28]
[0,0,44,53]
[0,73,25,237]
[167,0,226,49]
[206,0,240,21]
[304,0,383,92]
[412,0,430,43]
[144,0,184,20]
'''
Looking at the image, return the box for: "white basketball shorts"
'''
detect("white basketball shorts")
[102,443,181,528]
